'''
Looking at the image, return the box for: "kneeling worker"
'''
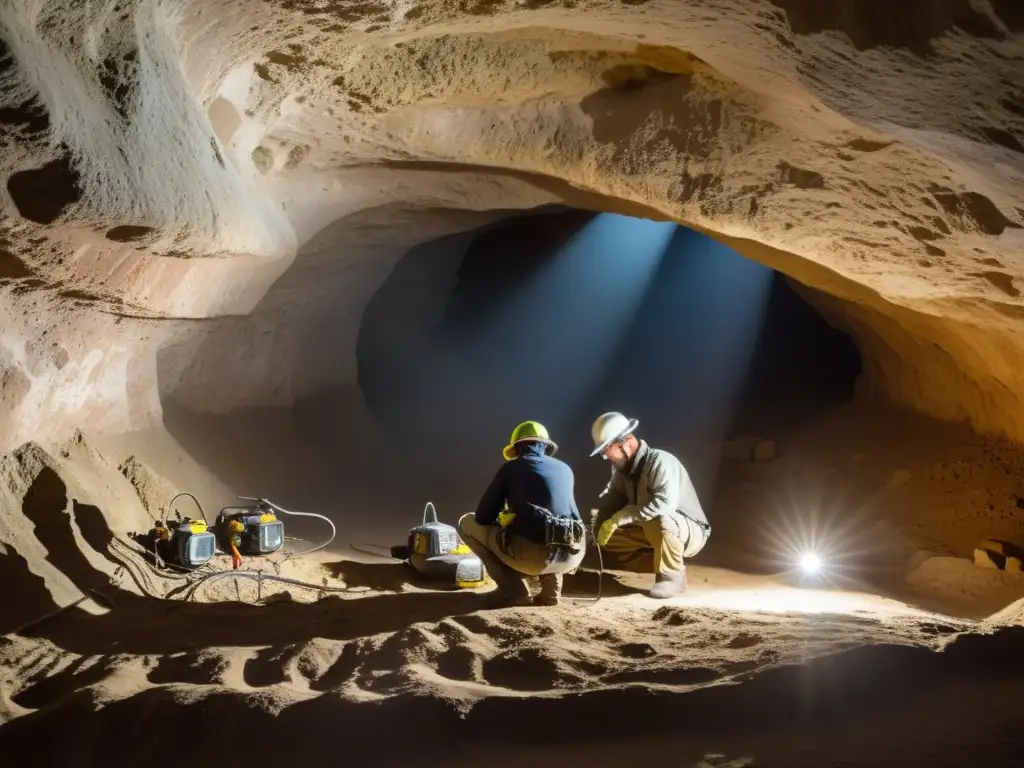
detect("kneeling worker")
[459,421,586,607]
[590,412,711,599]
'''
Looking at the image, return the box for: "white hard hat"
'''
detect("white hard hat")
[589,412,639,457]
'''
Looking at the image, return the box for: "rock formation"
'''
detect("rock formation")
[2,4,1024,758]
[0,0,1020,455]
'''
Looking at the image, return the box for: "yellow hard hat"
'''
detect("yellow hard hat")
[503,420,558,461]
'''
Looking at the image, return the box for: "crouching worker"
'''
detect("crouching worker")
[590,412,711,599]
[458,421,586,607]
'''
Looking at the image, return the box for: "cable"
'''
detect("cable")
[565,527,603,605]
[105,544,350,604]
[9,596,89,636]
[423,501,437,524]
[182,568,350,603]
[348,543,401,561]
[113,536,215,580]
[106,538,184,598]
[111,538,224,605]
[166,492,207,524]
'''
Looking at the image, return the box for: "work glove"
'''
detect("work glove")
[596,507,637,547]
[596,519,618,547]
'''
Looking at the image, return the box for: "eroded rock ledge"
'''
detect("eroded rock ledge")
[0,0,1021,450]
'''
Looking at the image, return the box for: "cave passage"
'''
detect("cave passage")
[355,208,863,512]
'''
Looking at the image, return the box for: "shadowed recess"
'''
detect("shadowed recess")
[355,209,860,508]
[6,150,84,225]
[767,0,1009,55]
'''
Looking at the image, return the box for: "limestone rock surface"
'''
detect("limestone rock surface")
[0,0,1021,451]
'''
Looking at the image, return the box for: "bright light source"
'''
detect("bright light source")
[799,552,822,574]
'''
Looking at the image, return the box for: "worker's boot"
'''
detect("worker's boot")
[534,574,562,607]
[525,575,541,597]
[488,582,533,608]
[649,568,686,599]
[485,565,533,608]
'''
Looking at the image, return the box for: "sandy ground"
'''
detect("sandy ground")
[1,554,1022,767]
[3,400,1024,766]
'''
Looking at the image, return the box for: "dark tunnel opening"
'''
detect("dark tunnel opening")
[352,208,862,528]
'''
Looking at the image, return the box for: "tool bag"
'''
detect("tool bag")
[524,503,586,552]
[544,515,586,566]
[544,514,586,550]
[497,503,586,561]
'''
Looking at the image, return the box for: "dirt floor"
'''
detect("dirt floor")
[3,399,1024,766]
[1,560,1023,767]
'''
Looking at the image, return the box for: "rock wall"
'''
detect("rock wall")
[0,0,1021,453]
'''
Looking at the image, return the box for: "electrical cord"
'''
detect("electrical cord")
[114,534,349,604]
[9,537,189,635]
[564,526,603,605]
[182,568,350,603]
[113,536,215,580]
[104,493,341,606]
[8,596,89,636]
[106,538,181,597]
[166,492,208,525]
[348,543,400,560]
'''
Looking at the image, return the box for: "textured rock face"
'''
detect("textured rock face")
[0,0,1021,451]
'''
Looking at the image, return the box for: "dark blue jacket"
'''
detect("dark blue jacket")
[474,442,581,544]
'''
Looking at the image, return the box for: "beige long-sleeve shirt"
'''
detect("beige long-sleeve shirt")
[596,440,709,531]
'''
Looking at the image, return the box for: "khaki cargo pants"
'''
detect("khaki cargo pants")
[458,514,585,588]
[599,510,707,577]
